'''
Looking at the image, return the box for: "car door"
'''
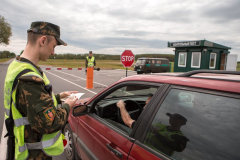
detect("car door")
[129,85,240,160]
[75,113,132,160]
[74,82,163,160]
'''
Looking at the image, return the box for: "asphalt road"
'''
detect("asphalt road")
[0,59,137,159]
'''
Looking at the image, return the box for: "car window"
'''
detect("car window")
[144,89,240,160]
[136,59,146,65]
[93,85,159,135]
[106,85,157,98]
[146,60,151,64]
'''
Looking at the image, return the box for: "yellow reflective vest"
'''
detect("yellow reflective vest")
[4,59,64,160]
[86,56,95,67]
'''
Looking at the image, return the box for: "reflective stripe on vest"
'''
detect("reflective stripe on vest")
[5,108,10,117]
[87,56,95,67]
[19,131,61,152]
[14,117,29,127]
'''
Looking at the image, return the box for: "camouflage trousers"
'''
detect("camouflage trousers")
[27,150,52,160]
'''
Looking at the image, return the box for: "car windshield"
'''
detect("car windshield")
[136,59,146,65]
[105,85,158,99]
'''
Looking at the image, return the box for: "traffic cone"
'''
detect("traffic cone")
[86,67,94,89]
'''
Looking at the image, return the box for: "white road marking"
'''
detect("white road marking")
[107,74,134,77]
[107,74,125,76]
[0,122,7,159]
[96,70,135,74]
[114,69,135,72]
[45,71,97,94]
[55,70,108,87]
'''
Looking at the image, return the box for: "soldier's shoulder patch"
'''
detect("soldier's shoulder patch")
[18,75,44,84]
[43,107,56,121]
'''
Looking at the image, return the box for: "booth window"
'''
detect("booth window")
[178,52,187,67]
[191,52,201,68]
[209,53,217,69]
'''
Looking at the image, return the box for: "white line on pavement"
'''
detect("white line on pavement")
[114,69,135,72]
[107,74,135,77]
[55,70,108,87]
[0,122,7,159]
[45,71,97,94]
[107,74,126,76]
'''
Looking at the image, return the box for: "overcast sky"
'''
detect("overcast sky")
[0,0,239,60]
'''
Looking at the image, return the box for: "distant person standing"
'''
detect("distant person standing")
[85,51,96,74]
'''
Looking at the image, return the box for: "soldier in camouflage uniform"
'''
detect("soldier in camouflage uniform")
[5,21,78,160]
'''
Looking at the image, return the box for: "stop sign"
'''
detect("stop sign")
[121,50,134,68]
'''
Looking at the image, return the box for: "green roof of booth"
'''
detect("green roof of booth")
[168,40,231,50]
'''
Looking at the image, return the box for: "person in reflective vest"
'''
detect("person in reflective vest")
[85,51,96,73]
[145,113,189,156]
[4,21,78,160]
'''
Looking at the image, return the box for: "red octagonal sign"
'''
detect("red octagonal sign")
[121,50,134,68]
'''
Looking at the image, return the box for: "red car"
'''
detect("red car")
[64,70,240,160]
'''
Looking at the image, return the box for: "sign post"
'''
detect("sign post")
[121,50,134,77]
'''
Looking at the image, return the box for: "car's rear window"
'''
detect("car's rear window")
[144,89,240,160]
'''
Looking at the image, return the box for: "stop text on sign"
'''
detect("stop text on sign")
[121,56,134,62]
[121,50,134,67]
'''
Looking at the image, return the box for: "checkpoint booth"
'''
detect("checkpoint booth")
[168,40,232,72]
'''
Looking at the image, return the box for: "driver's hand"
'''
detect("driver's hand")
[117,100,126,109]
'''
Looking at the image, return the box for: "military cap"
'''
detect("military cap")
[27,21,67,46]
[167,113,187,125]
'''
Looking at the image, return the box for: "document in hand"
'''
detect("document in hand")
[61,93,85,102]
[69,93,85,100]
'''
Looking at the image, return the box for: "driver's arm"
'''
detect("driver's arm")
[117,100,135,128]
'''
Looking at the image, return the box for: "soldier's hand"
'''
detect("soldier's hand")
[64,97,78,110]
[60,91,78,99]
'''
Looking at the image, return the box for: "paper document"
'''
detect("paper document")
[61,93,85,102]
[69,93,85,100]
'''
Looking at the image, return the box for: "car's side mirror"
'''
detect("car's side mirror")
[73,105,88,117]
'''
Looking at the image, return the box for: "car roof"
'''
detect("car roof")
[118,74,240,94]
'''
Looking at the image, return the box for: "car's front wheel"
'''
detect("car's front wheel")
[64,123,77,160]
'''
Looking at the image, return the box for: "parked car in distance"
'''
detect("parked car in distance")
[134,58,170,74]
[64,70,240,160]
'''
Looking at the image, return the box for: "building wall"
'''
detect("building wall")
[174,48,229,72]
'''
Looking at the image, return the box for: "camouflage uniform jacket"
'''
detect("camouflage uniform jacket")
[16,57,70,160]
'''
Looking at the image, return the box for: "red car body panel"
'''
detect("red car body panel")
[74,114,133,160]
[129,144,165,160]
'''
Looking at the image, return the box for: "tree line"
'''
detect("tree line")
[0,50,16,58]
[1,51,175,61]
[48,53,175,61]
